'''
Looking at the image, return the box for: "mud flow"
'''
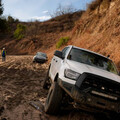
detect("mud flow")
[0,56,100,120]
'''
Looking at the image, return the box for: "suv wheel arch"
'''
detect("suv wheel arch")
[54,73,59,82]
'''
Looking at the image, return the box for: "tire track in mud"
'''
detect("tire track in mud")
[0,56,98,120]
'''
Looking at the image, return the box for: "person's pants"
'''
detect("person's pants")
[2,57,6,62]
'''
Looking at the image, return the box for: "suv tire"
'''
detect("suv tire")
[43,68,50,89]
[44,82,63,114]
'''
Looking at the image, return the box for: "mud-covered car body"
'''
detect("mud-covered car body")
[33,52,48,63]
[45,45,120,115]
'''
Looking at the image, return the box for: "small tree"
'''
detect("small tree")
[14,24,26,40]
[7,16,19,23]
[0,0,3,16]
[7,16,15,23]
[0,0,7,32]
[0,17,8,32]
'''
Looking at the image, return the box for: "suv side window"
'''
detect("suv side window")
[62,47,69,58]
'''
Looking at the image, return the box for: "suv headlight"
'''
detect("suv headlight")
[64,69,80,80]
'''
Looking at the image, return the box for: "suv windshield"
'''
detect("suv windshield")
[68,48,118,75]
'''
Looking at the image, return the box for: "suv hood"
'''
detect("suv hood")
[66,60,120,83]
[35,55,46,60]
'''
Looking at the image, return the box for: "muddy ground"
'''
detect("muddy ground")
[0,56,106,120]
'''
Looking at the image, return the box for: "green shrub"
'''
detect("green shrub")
[56,37,70,48]
[14,24,26,40]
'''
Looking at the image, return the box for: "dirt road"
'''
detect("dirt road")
[0,56,97,120]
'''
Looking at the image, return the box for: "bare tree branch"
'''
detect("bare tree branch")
[51,4,77,18]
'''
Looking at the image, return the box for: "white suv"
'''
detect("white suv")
[43,45,120,118]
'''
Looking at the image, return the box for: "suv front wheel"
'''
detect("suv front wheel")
[44,82,63,114]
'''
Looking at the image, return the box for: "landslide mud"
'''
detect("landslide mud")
[0,56,99,120]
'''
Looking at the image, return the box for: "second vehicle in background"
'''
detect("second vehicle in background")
[33,52,48,63]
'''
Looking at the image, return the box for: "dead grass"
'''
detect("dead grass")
[87,0,102,11]
[70,0,120,71]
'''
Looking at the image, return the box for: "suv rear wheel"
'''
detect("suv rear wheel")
[44,82,63,114]
[43,68,51,89]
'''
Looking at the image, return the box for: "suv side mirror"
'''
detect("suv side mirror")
[54,50,63,59]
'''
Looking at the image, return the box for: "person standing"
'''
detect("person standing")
[1,48,6,62]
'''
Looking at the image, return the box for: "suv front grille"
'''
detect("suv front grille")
[79,73,120,96]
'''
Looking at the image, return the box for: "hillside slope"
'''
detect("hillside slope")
[0,11,84,55]
[69,0,120,70]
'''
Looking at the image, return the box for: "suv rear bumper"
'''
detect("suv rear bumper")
[58,78,120,113]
